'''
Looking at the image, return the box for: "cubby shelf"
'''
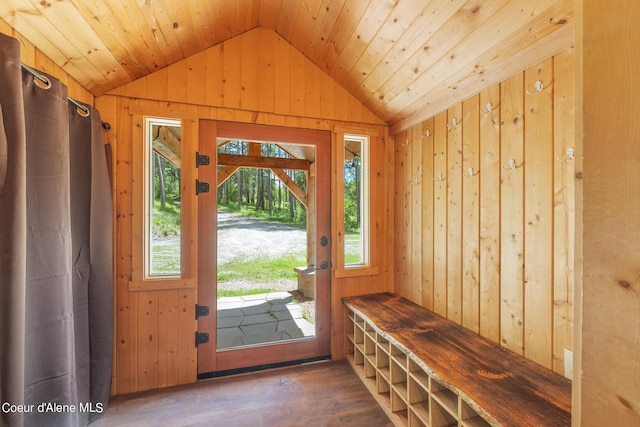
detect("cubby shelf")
[345,309,492,427]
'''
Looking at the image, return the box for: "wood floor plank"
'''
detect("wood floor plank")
[93,360,392,427]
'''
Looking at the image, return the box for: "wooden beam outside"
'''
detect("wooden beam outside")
[217,153,310,171]
[271,168,307,207]
[216,165,239,188]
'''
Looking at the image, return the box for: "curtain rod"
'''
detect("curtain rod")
[20,63,111,131]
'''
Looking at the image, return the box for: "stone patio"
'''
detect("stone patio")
[216,291,315,349]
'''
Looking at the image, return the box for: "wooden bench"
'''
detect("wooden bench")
[343,292,571,427]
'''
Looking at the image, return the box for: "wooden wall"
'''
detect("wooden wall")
[577,1,640,425]
[96,27,391,395]
[0,20,94,106]
[393,48,576,376]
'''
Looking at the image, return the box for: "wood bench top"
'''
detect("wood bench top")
[343,292,571,427]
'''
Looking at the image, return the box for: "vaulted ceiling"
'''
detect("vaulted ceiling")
[0,0,573,131]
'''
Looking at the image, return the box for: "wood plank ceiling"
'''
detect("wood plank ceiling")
[0,0,573,133]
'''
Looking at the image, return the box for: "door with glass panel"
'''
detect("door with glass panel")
[196,121,331,376]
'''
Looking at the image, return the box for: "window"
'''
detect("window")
[145,117,182,277]
[343,134,369,266]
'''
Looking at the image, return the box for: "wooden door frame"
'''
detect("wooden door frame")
[197,120,331,376]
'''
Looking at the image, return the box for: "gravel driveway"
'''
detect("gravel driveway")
[216,211,307,293]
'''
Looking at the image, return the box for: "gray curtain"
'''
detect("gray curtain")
[0,33,113,427]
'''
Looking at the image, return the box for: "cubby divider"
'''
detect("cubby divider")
[344,307,493,427]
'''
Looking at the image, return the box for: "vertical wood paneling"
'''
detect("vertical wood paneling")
[239,29,259,111]
[186,50,207,106]
[523,58,554,369]
[410,124,423,305]
[447,104,463,325]
[157,290,178,388]
[137,291,159,391]
[579,1,640,424]
[393,132,407,294]
[402,131,412,298]
[552,47,575,375]
[421,118,434,310]
[499,72,525,355]
[479,86,501,343]
[115,106,137,394]
[177,289,197,384]
[462,96,480,334]
[393,50,575,373]
[433,112,448,317]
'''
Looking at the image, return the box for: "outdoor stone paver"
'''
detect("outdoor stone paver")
[217,316,243,328]
[216,292,315,350]
[240,313,278,326]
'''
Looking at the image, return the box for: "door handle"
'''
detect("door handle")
[319,260,331,270]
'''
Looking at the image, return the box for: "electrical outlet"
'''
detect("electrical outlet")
[564,349,573,380]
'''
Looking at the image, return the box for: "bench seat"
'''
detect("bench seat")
[343,292,571,427]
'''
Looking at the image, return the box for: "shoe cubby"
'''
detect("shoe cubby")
[345,307,493,427]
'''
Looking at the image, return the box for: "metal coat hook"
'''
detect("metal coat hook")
[402,137,410,147]
[434,173,445,182]
[481,102,500,125]
[464,167,478,177]
[526,80,547,95]
[502,159,521,170]
[414,177,422,185]
[422,129,431,139]
[447,117,459,131]
[481,102,493,114]
[557,147,575,162]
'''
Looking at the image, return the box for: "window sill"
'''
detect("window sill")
[334,266,379,279]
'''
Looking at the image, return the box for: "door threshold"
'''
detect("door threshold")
[197,355,331,380]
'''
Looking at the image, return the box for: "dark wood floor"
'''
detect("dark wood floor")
[92,360,392,427]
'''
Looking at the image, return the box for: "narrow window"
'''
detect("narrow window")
[343,134,369,266]
[145,117,182,277]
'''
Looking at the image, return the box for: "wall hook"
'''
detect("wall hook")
[402,137,410,147]
[481,102,493,114]
[526,80,546,95]
[502,159,521,170]
[447,117,459,131]
[557,147,575,162]
[464,167,478,177]
[422,129,431,139]
[434,173,445,182]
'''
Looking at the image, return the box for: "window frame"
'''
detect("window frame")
[333,127,378,278]
[129,112,196,291]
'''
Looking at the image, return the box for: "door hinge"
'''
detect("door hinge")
[195,332,209,347]
[196,152,210,168]
[196,179,210,195]
[195,304,209,319]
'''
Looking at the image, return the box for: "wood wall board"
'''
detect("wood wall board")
[478,85,501,344]
[552,47,575,375]
[447,104,463,325]
[523,58,554,369]
[393,131,407,295]
[579,1,640,424]
[157,289,179,388]
[420,118,435,311]
[392,50,576,374]
[461,95,480,334]
[432,111,448,317]
[113,104,138,394]
[136,290,159,391]
[499,72,525,356]
[410,124,423,306]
